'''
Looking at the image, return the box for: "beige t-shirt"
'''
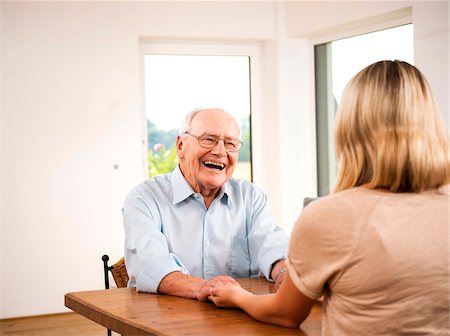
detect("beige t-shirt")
[287,186,449,335]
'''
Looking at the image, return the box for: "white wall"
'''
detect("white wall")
[412,2,449,127]
[0,2,4,311]
[1,1,448,318]
[1,1,277,319]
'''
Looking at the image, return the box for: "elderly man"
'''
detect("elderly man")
[122,108,288,301]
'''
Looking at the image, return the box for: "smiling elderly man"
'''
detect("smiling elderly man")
[122,108,288,301]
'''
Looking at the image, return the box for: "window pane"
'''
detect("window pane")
[144,54,252,180]
[332,24,414,103]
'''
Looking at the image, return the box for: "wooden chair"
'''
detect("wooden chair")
[102,255,129,336]
[102,255,129,289]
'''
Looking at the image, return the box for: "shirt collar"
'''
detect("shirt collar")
[171,165,194,204]
[171,165,233,208]
[221,181,234,208]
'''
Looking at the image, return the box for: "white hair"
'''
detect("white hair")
[179,108,234,135]
[178,108,206,135]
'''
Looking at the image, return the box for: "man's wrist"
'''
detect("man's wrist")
[275,267,286,282]
[270,259,286,280]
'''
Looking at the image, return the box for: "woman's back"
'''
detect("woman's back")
[288,186,449,335]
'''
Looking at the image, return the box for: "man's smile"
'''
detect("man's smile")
[202,160,225,171]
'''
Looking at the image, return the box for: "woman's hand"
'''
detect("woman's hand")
[208,282,252,308]
[196,275,240,301]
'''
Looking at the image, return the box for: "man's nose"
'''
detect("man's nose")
[211,139,227,154]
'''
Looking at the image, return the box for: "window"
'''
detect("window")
[141,42,261,182]
[315,24,414,196]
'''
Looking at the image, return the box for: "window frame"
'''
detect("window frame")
[139,40,263,183]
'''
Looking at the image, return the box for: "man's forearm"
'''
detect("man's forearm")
[157,271,206,299]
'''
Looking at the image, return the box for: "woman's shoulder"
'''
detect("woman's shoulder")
[290,189,377,258]
[299,188,384,233]
[305,187,379,215]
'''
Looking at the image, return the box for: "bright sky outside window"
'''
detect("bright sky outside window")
[332,24,414,103]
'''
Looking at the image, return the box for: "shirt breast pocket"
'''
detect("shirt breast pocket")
[230,235,250,278]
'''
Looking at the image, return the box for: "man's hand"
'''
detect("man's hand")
[270,260,287,291]
[196,275,240,301]
[274,268,286,290]
[157,272,240,300]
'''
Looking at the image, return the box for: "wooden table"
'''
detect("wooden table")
[65,278,322,335]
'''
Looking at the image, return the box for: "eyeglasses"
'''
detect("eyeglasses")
[184,132,242,152]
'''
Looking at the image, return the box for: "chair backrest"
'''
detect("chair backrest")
[303,197,318,208]
[102,255,129,289]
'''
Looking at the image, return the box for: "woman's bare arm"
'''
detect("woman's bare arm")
[209,272,316,328]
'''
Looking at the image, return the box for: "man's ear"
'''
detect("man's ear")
[175,135,184,159]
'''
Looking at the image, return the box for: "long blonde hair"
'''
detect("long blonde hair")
[334,60,450,193]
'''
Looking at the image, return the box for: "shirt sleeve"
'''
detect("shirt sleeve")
[246,185,289,280]
[122,185,189,293]
[286,195,358,300]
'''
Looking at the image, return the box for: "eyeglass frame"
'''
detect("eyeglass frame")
[184,131,243,152]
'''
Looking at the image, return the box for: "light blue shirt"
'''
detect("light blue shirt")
[122,165,288,293]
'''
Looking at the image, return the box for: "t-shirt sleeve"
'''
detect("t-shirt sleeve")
[286,195,359,300]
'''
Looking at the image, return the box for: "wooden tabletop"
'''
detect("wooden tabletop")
[65,277,321,336]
